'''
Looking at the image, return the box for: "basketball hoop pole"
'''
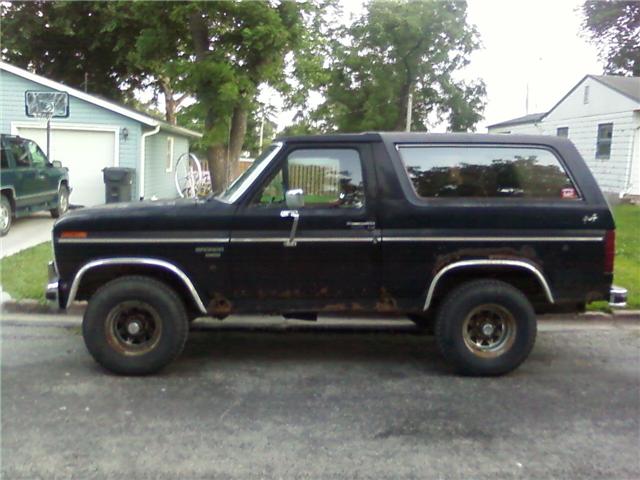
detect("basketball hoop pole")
[46,118,51,160]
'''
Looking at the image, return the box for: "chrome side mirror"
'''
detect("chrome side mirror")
[51,160,63,168]
[285,188,304,209]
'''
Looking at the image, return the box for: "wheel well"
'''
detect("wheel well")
[75,265,204,319]
[1,189,15,211]
[428,267,551,313]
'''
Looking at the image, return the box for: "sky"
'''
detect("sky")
[269,0,604,133]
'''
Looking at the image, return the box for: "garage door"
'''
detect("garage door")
[15,126,116,207]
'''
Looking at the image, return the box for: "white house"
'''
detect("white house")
[488,75,640,197]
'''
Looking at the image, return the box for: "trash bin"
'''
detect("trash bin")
[102,167,135,203]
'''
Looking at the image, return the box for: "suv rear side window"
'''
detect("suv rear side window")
[397,145,579,200]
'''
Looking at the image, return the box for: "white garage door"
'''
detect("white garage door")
[15,126,116,207]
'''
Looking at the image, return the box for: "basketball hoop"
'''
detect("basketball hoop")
[24,91,70,159]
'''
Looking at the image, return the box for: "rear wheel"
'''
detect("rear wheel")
[50,185,69,218]
[82,276,189,375]
[0,194,12,236]
[435,280,536,376]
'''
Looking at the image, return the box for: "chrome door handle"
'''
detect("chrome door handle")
[280,210,300,247]
[346,221,376,229]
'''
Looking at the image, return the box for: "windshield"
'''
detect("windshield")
[216,143,282,203]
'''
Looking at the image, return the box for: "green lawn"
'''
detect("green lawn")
[589,204,640,310]
[1,241,52,303]
[1,204,638,307]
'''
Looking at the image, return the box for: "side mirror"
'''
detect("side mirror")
[51,160,63,168]
[285,189,304,209]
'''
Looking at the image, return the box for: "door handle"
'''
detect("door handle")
[280,210,300,247]
[346,221,376,229]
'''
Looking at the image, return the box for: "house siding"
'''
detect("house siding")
[1,69,143,198]
[144,131,190,199]
[488,76,640,195]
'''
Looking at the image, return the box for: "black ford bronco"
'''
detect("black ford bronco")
[47,133,626,376]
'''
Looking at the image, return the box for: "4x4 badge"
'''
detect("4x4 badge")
[582,213,598,224]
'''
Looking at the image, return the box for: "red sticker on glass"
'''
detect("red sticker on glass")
[561,188,577,199]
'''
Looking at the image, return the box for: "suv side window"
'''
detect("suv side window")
[6,138,31,168]
[254,148,366,209]
[1,142,9,169]
[27,140,48,167]
[397,145,579,200]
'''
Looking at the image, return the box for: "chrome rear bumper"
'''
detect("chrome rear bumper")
[609,285,628,308]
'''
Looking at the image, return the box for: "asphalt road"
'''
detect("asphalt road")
[2,316,639,480]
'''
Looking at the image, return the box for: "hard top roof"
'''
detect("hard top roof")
[278,131,572,147]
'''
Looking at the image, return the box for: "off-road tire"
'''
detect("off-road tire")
[82,275,189,375]
[50,185,69,218]
[435,279,537,376]
[0,194,12,236]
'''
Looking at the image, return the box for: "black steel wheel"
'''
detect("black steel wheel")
[82,276,189,375]
[435,279,537,376]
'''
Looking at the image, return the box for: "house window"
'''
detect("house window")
[596,123,613,159]
[583,85,590,104]
[166,137,174,172]
[557,127,569,138]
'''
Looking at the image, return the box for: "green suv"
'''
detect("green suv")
[0,134,71,236]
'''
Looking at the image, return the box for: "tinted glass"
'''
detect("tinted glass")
[398,146,578,199]
[6,138,30,168]
[288,149,365,208]
[27,141,48,167]
[0,144,8,168]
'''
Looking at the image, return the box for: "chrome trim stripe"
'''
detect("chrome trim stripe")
[385,236,603,242]
[229,237,372,243]
[59,237,229,244]
[423,259,554,311]
[65,258,207,313]
[15,189,58,200]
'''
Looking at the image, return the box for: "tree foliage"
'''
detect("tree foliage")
[583,0,640,76]
[309,0,486,133]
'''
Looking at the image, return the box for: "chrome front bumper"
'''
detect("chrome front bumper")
[45,261,60,306]
[609,285,628,308]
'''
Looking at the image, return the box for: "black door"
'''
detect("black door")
[228,143,381,312]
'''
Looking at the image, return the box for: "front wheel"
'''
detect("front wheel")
[50,185,69,218]
[0,194,12,236]
[435,280,537,376]
[82,276,189,375]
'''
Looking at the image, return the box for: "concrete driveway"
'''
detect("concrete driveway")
[0,212,55,258]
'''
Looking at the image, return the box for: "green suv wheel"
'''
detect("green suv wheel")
[0,194,12,236]
[50,185,69,218]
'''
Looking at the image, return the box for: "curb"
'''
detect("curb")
[1,300,87,316]
[2,299,639,321]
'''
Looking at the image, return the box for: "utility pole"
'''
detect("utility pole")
[525,82,529,114]
[405,91,413,132]
[83,72,89,93]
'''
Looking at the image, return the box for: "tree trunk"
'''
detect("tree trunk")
[159,77,177,125]
[207,144,227,194]
[228,106,248,180]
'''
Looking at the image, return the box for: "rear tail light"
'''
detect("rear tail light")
[604,229,615,273]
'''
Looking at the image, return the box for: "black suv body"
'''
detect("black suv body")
[48,133,625,376]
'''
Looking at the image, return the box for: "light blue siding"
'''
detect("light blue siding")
[144,131,190,199]
[1,69,195,201]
